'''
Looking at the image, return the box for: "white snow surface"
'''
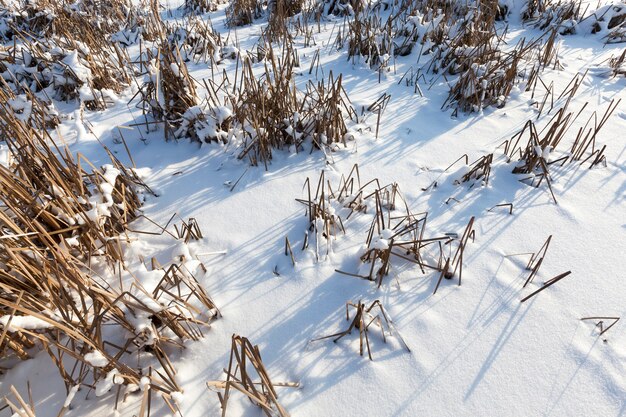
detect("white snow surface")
[83,351,109,368]
[0,315,52,332]
[0,1,625,417]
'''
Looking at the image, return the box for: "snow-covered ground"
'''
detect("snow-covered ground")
[1,0,625,416]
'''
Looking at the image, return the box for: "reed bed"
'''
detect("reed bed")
[0,6,133,111]
[0,102,218,414]
[328,0,560,112]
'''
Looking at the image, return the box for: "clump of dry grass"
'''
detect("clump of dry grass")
[166,17,224,64]
[207,335,297,417]
[296,169,347,257]
[341,12,394,70]
[229,43,356,166]
[324,0,366,16]
[443,50,519,114]
[505,99,579,203]
[262,0,305,43]
[133,33,202,140]
[159,41,199,137]
[176,103,234,143]
[443,32,559,114]
[0,79,60,129]
[232,53,300,164]
[226,0,264,26]
[302,72,356,147]
[182,0,222,15]
[311,300,410,360]
[455,154,494,186]
[523,0,582,33]
[607,49,626,76]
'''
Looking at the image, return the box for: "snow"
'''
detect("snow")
[214,106,232,124]
[63,385,80,408]
[84,351,109,368]
[0,1,625,417]
[0,315,52,331]
[0,144,8,167]
[95,369,121,397]
[372,236,390,250]
[170,62,180,77]
[63,51,89,78]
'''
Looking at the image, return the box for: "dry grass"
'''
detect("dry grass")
[229,43,356,166]
[523,0,582,33]
[263,0,305,43]
[501,73,619,203]
[331,0,558,112]
[0,5,221,406]
[455,154,494,187]
[340,11,394,70]
[323,0,366,16]
[589,2,626,43]
[0,98,218,413]
[207,335,297,417]
[182,0,222,15]
[226,0,264,26]
[311,300,410,360]
[523,235,552,287]
[133,18,204,141]
[0,4,133,110]
[607,49,626,76]
[159,41,200,138]
[296,164,476,291]
[580,316,620,337]
[166,17,224,64]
